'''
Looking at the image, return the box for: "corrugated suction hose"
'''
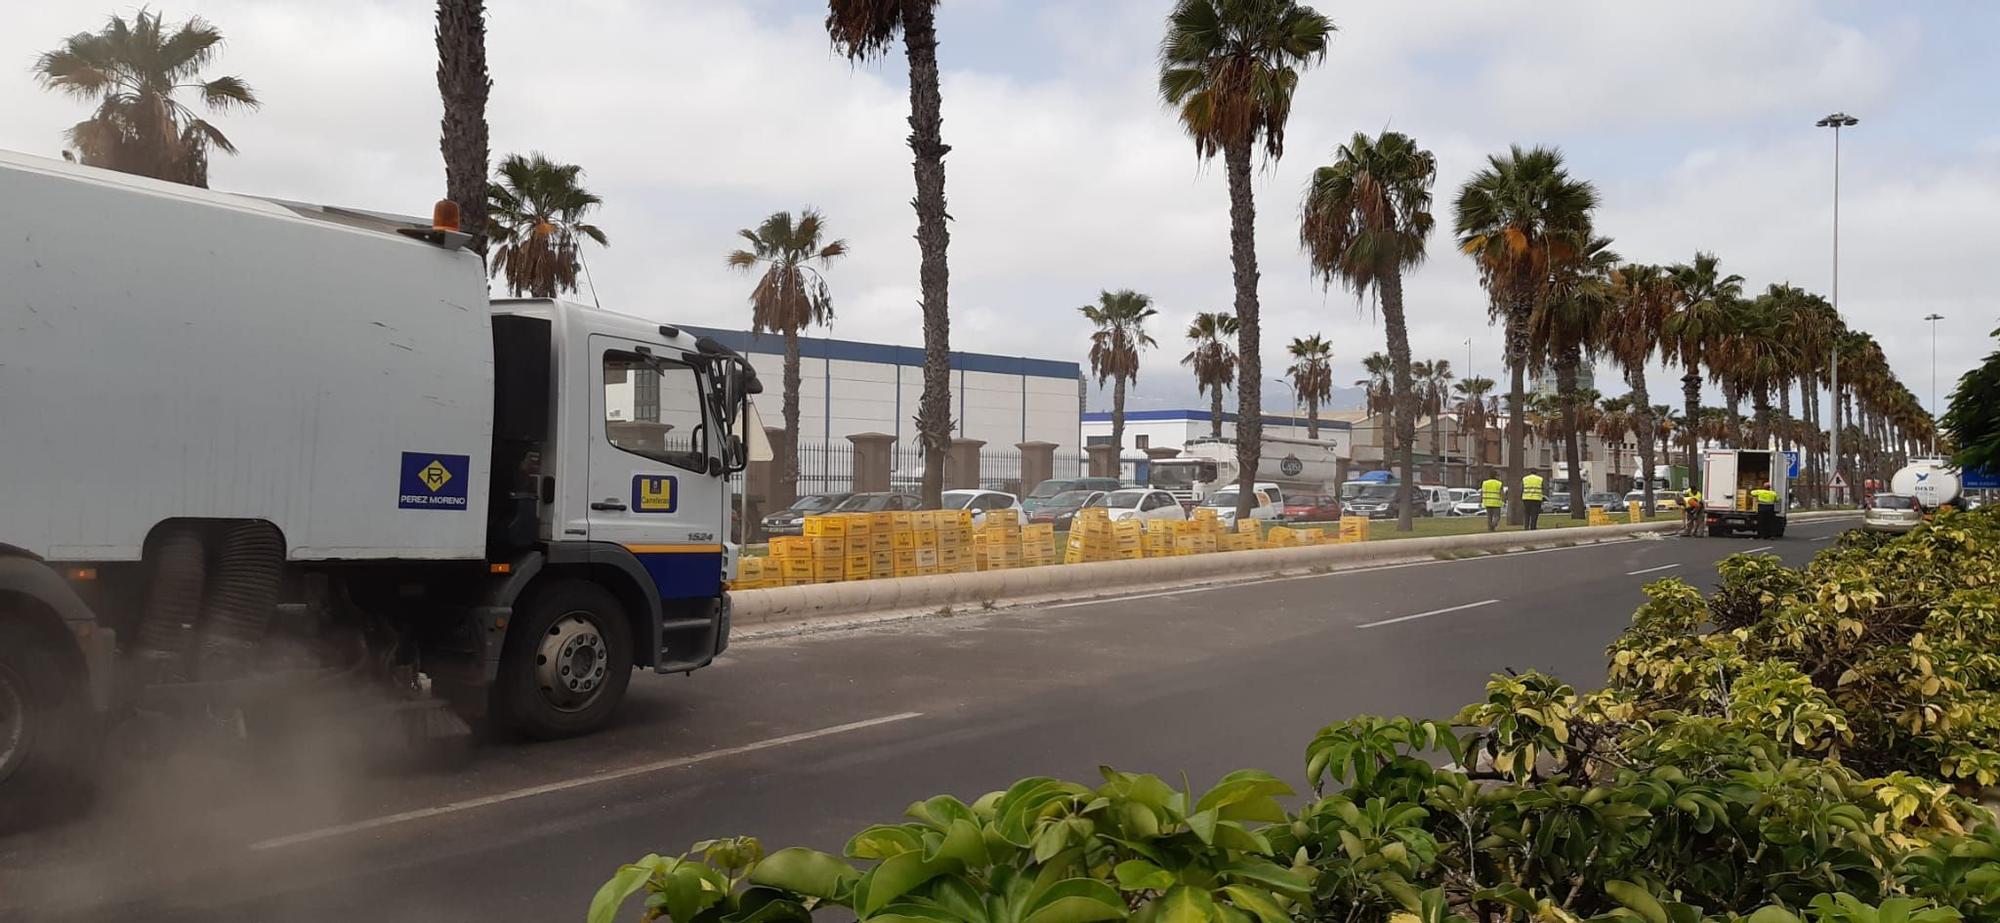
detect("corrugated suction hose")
[195,521,284,681]
[135,524,206,683]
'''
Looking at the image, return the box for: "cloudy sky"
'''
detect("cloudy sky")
[6,0,1995,419]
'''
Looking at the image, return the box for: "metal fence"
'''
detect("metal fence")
[787,440,1081,497]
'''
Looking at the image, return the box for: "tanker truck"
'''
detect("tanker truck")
[0,151,760,826]
[1889,460,1963,510]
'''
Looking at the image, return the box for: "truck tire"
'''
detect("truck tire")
[0,620,97,831]
[491,580,634,740]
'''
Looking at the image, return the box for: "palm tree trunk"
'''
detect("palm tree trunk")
[1504,298,1531,525]
[1723,381,1742,440]
[1223,139,1262,524]
[1777,380,1793,452]
[782,330,803,501]
[1210,387,1223,439]
[1557,348,1585,518]
[1382,268,1418,532]
[1306,394,1320,440]
[1682,366,1702,491]
[901,0,953,509]
[1111,374,1127,459]
[1752,388,1772,446]
[435,0,491,255]
[1628,365,1657,512]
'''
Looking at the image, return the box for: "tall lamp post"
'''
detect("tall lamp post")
[1817,111,1858,503]
[1272,377,1300,438]
[1924,312,1944,457]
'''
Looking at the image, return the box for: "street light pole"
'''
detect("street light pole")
[1817,111,1858,503]
[1924,312,1944,456]
[1272,377,1299,438]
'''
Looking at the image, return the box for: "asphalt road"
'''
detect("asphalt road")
[0,517,1856,922]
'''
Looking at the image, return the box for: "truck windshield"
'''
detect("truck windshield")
[1357,485,1397,501]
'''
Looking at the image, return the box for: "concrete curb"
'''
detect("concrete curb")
[730,511,1859,628]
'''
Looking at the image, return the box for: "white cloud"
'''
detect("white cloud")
[1,0,1987,420]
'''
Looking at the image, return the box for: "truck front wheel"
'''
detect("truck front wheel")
[492,581,634,740]
[0,621,96,831]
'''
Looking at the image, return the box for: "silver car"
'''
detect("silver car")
[1863,493,1923,533]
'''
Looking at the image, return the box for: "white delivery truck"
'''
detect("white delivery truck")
[1148,434,1348,506]
[1699,448,1788,538]
[0,152,760,822]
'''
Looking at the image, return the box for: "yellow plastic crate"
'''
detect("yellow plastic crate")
[809,536,846,558]
[803,515,851,537]
[811,559,844,581]
[892,531,919,551]
[779,558,814,578]
[890,511,917,531]
[844,553,872,577]
[769,536,810,558]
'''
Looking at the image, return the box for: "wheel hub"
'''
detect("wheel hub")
[535,613,610,713]
[0,663,28,785]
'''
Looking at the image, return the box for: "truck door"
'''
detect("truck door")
[1702,453,1738,511]
[587,337,726,600]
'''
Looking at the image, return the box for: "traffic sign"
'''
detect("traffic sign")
[1965,466,2000,490]
[1782,450,1801,478]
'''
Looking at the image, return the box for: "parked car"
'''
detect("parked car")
[940,488,1028,527]
[1863,493,1923,533]
[1341,483,1412,520]
[1449,487,1484,517]
[759,492,851,536]
[1543,491,1572,515]
[1031,489,1108,530]
[1418,485,1454,517]
[1024,477,1124,516]
[1093,488,1188,524]
[1623,490,1680,513]
[1586,491,1624,514]
[1200,483,1281,526]
[1281,493,1340,522]
[834,491,925,514]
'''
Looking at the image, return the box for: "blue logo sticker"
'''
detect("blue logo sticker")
[399,452,470,510]
[632,475,677,513]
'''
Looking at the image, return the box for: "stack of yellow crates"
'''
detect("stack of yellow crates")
[868,511,895,578]
[1022,523,1057,566]
[769,535,814,585]
[936,510,972,574]
[731,555,777,590]
[1064,508,1116,563]
[981,515,1023,571]
[804,514,851,582]
[1142,520,1177,557]
[1587,508,1611,526]
[1220,519,1260,552]
[1338,515,1370,543]
[1111,520,1144,560]
[912,509,940,575]
[891,510,920,577]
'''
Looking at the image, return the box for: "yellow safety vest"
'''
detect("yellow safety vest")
[1752,489,1778,505]
[1480,479,1504,508]
[1521,474,1544,501]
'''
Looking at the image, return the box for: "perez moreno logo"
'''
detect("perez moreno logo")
[399,452,470,510]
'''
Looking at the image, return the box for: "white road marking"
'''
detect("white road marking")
[1813,534,1836,541]
[1042,589,1185,610]
[249,711,924,851]
[1625,563,1681,576]
[1356,599,1500,629]
[1743,546,1774,554]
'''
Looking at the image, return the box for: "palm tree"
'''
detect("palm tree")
[1300,129,1437,531]
[1417,359,1456,483]
[1664,252,1743,490]
[1604,263,1674,512]
[1081,290,1160,458]
[1160,0,1335,522]
[1286,335,1334,439]
[1358,352,1396,460]
[1596,395,1634,486]
[1182,312,1240,438]
[727,210,849,502]
[1453,375,1497,480]
[1530,233,1617,517]
[33,10,259,187]
[436,0,491,251]
[487,153,608,299]
[1726,289,1798,446]
[1454,146,1598,524]
[828,0,954,509]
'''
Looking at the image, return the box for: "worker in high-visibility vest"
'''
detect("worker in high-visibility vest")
[1681,488,1704,537]
[1480,476,1505,532]
[1521,473,1545,530]
[1752,482,1780,539]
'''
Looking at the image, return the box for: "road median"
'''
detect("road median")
[729,510,1858,630]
